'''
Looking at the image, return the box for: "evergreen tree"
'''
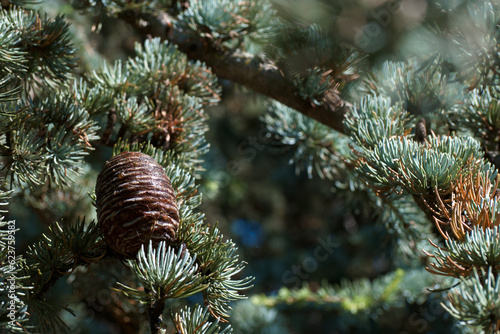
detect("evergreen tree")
[2,0,500,333]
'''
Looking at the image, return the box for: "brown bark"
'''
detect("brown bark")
[118,11,350,134]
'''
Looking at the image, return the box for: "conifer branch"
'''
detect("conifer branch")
[5,1,500,331]
[117,10,350,134]
[26,219,106,298]
[252,267,443,315]
[148,297,165,334]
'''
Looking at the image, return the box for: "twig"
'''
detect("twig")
[147,296,165,334]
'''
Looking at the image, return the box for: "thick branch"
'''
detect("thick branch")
[118,11,349,134]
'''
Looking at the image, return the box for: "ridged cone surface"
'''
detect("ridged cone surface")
[96,151,179,258]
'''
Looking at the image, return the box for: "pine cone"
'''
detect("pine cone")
[413,118,427,144]
[95,151,179,258]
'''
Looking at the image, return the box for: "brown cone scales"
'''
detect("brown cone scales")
[96,151,179,258]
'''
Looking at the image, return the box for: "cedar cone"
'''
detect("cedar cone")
[414,118,427,144]
[96,151,179,258]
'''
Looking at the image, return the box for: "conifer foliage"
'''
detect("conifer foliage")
[0,2,250,333]
[2,0,500,333]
